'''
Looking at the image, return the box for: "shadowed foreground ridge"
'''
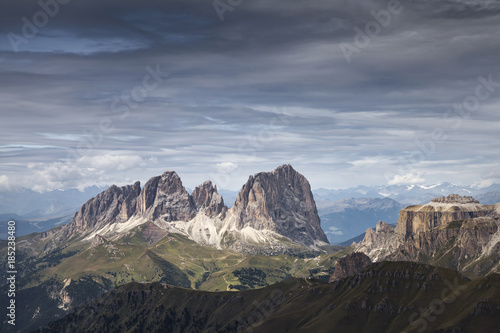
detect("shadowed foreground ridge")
[37,261,500,333]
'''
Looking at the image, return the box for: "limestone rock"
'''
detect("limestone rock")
[388,216,499,275]
[61,165,329,254]
[354,195,500,276]
[376,220,393,233]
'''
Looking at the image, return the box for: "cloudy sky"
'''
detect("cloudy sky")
[0,0,499,192]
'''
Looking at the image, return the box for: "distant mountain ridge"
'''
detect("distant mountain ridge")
[313,185,500,244]
[0,186,103,239]
[317,197,404,244]
[314,182,500,205]
[0,186,103,217]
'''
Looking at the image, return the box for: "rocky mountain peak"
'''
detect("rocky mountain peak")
[68,181,141,233]
[157,171,185,195]
[353,195,500,276]
[431,193,480,204]
[271,163,296,177]
[356,222,402,262]
[191,180,227,218]
[231,164,328,246]
[136,170,196,222]
[375,220,393,233]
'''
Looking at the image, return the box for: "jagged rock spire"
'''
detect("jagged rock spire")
[135,171,197,222]
[191,180,227,218]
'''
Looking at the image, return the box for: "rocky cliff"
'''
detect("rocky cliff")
[431,193,479,204]
[90,234,108,248]
[191,181,227,218]
[68,181,141,233]
[355,221,403,262]
[388,216,500,276]
[230,164,328,246]
[395,194,495,238]
[135,171,197,222]
[354,195,500,276]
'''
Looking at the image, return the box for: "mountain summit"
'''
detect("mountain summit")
[230,164,328,246]
[68,181,141,233]
[64,165,329,254]
[135,170,197,221]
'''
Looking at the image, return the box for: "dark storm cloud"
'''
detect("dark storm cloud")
[0,0,499,191]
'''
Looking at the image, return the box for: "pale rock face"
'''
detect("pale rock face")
[431,194,479,204]
[376,220,394,233]
[388,217,500,275]
[58,279,73,311]
[90,234,108,248]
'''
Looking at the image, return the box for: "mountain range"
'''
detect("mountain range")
[61,164,330,254]
[3,180,500,244]
[317,197,404,244]
[2,165,500,332]
[314,183,500,205]
[35,191,498,333]
[0,165,339,332]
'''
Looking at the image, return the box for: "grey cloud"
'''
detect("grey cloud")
[0,0,499,191]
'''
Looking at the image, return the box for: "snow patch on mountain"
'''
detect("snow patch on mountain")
[418,184,439,190]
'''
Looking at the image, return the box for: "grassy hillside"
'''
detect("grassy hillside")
[0,224,343,332]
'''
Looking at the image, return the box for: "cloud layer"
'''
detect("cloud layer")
[1,0,499,191]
